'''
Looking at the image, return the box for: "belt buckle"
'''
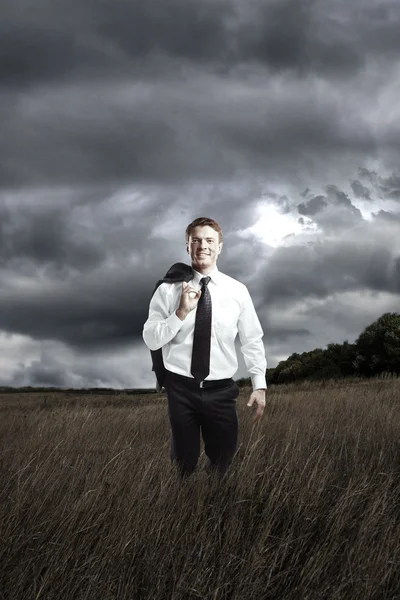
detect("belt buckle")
[199,381,205,388]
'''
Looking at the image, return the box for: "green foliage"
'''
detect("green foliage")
[266,312,400,385]
[354,312,400,377]
[268,342,357,385]
[236,377,251,388]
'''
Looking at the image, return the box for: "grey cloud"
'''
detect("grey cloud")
[381,174,400,189]
[235,0,364,77]
[325,185,361,212]
[351,180,371,199]
[218,237,271,291]
[0,187,167,273]
[298,195,327,216]
[0,24,104,89]
[263,193,292,215]
[263,325,311,343]
[358,168,400,201]
[0,0,231,90]
[361,3,400,59]
[373,209,400,223]
[12,353,69,388]
[0,88,193,187]
[3,0,400,90]
[296,185,363,231]
[0,204,105,272]
[10,346,142,388]
[96,0,230,64]
[261,236,400,306]
[1,10,392,192]
[0,267,151,349]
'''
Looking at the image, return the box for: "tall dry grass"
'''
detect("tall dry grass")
[0,379,399,600]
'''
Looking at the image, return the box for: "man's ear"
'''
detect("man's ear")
[186,243,189,254]
[218,242,223,254]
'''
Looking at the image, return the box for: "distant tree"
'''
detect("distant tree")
[236,377,251,388]
[268,341,358,385]
[354,312,400,376]
[325,341,357,377]
[266,367,276,384]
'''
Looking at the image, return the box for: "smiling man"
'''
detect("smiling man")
[143,217,267,479]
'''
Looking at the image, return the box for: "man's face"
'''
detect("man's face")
[187,225,222,273]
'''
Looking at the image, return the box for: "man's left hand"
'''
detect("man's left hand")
[247,389,266,423]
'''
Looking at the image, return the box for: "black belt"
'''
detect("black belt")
[166,371,234,390]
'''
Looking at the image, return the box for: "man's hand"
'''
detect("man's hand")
[176,281,201,320]
[247,389,266,423]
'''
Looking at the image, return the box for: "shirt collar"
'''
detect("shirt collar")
[192,265,221,285]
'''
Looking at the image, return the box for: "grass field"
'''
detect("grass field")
[0,378,399,600]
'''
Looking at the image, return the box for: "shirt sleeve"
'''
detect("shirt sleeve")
[237,286,267,390]
[142,284,184,351]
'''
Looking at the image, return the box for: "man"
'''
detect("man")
[143,217,267,479]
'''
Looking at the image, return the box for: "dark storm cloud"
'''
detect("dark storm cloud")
[261,236,400,306]
[0,186,165,273]
[0,24,104,88]
[0,88,193,187]
[325,185,361,211]
[0,0,230,89]
[358,168,400,200]
[3,0,398,189]
[296,184,363,230]
[0,202,105,271]
[3,0,400,90]
[351,180,372,199]
[0,73,379,188]
[234,0,364,76]
[298,195,327,216]
[0,266,150,348]
[373,209,400,223]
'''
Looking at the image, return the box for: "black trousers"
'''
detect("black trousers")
[164,370,240,478]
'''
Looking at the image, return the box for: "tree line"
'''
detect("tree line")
[237,312,400,386]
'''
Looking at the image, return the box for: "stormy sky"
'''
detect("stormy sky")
[1,0,399,388]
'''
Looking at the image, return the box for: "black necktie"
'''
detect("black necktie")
[191,276,212,381]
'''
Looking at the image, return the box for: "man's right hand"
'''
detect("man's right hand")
[176,281,201,320]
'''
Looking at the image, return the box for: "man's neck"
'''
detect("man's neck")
[192,265,217,276]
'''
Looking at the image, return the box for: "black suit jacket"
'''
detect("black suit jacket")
[150,262,194,389]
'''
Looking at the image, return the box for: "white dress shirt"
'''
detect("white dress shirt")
[143,266,267,390]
